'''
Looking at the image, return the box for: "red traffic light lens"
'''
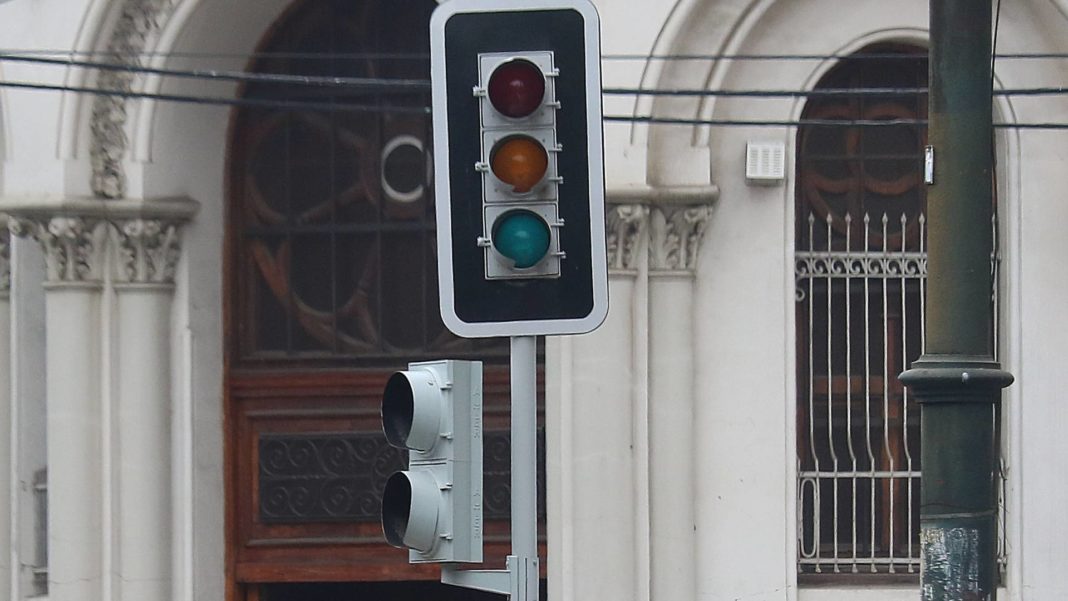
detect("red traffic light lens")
[490,136,548,193]
[487,59,546,118]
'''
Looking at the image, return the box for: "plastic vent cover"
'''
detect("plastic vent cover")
[745,141,786,185]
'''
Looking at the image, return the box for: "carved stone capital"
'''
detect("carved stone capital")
[606,204,650,272]
[111,218,182,284]
[10,216,109,283]
[0,219,10,295]
[3,196,196,286]
[649,205,714,273]
[90,0,180,199]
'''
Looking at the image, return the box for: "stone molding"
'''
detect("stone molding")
[90,0,180,199]
[606,185,717,275]
[3,196,198,285]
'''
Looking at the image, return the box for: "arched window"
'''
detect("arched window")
[794,43,1005,580]
[794,45,929,575]
[230,0,506,364]
[224,2,535,597]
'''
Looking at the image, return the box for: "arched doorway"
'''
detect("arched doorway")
[223,1,544,599]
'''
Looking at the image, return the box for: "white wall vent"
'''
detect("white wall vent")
[745,141,786,185]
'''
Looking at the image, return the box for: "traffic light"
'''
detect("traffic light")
[431,0,608,338]
[380,360,484,563]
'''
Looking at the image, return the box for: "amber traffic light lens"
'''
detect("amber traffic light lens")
[491,136,549,193]
[487,59,546,118]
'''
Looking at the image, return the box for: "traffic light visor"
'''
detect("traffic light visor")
[487,59,545,118]
[382,370,442,452]
[381,471,440,552]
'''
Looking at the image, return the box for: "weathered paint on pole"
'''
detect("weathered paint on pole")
[898,1,1013,600]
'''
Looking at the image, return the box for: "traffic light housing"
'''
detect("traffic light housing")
[380,360,484,563]
[431,0,608,338]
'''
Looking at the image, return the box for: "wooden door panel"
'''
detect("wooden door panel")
[227,368,542,583]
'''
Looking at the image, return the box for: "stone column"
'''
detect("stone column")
[12,216,108,601]
[0,224,11,600]
[647,204,712,601]
[547,204,648,601]
[609,204,652,601]
[5,196,195,601]
[111,218,182,601]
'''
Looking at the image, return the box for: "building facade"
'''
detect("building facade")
[1,0,1068,600]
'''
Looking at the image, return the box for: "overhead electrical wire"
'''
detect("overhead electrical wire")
[2,79,1067,129]
[0,80,430,114]
[601,86,1068,97]
[0,52,430,91]
[5,48,1068,61]
[2,52,1065,99]
[1,50,1067,128]
[603,52,1068,61]
[605,116,1068,129]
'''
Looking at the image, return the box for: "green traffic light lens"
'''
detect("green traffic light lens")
[492,210,551,269]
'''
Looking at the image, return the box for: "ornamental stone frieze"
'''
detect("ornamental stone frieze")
[91,0,182,199]
[607,185,717,275]
[9,216,109,283]
[111,218,182,285]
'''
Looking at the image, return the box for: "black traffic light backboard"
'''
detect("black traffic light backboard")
[431,0,608,338]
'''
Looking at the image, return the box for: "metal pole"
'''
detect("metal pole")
[510,335,539,601]
[899,1,1012,600]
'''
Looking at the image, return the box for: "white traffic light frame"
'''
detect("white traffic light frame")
[380,360,484,564]
[430,0,608,338]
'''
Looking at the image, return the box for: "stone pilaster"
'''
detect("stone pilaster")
[0,219,11,600]
[4,196,196,601]
[110,213,188,601]
[633,196,713,601]
[10,213,107,601]
[112,216,183,601]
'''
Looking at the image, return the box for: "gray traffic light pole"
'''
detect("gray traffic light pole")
[898,0,1012,599]
[441,335,540,601]
[509,335,540,601]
